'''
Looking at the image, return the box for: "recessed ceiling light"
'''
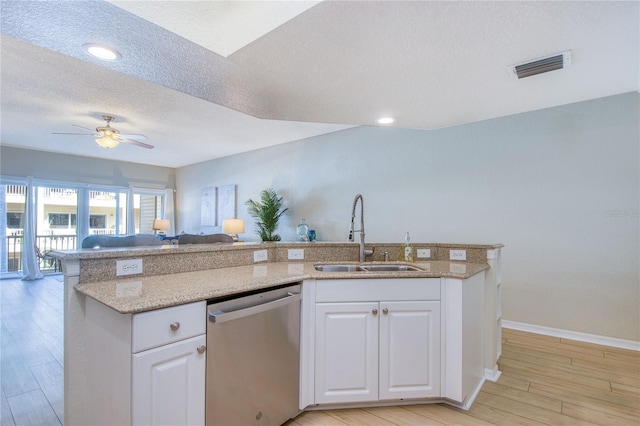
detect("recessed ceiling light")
[82,43,121,61]
[377,117,395,125]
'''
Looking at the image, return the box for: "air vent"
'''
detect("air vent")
[508,50,571,79]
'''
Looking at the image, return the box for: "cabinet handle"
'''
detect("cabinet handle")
[372,309,378,315]
[382,308,389,315]
[197,345,206,354]
[169,322,180,331]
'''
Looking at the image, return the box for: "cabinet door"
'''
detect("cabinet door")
[132,334,206,426]
[315,302,379,404]
[379,301,441,400]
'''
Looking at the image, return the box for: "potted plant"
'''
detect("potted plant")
[245,188,288,241]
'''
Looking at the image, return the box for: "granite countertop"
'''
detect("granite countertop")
[75,260,489,314]
[49,242,349,259]
[50,241,504,260]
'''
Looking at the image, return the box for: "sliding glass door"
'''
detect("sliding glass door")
[1,178,167,277]
[37,186,79,260]
[88,190,128,236]
[1,183,78,274]
[1,183,26,274]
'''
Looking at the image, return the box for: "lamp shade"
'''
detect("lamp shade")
[152,219,170,231]
[222,218,244,234]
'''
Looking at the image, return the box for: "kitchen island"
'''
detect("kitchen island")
[51,241,503,425]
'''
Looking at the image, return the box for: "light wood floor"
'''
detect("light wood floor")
[1,276,638,425]
[290,330,640,426]
[1,275,63,426]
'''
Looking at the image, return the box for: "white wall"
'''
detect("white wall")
[176,93,639,341]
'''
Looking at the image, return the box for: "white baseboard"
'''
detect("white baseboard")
[502,320,640,352]
[484,366,502,382]
[459,377,486,411]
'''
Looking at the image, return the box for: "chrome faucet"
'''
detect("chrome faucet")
[348,194,374,262]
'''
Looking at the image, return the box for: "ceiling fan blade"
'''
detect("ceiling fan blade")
[52,132,96,136]
[71,124,97,132]
[54,117,151,149]
[121,138,154,149]
[119,133,149,141]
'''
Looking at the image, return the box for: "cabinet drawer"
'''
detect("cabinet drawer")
[132,301,206,353]
[316,278,440,302]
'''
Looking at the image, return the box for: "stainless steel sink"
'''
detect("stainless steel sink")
[362,264,422,272]
[314,263,422,272]
[314,264,366,272]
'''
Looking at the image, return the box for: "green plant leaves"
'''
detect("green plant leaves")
[245,188,288,241]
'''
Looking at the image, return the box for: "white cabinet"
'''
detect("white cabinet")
[315,302,379,404]
[379,301,440,400]
[85,298,206,425]
[130,302,207,425]
[484,248,503,380]
[312,279,441,405]
[132,301,205,352]
[441,273,486,406]
[132,335,206,425]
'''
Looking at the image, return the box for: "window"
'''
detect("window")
[89,190,127,236]
[89,214,107,229]
[133,191,165,234]
[48,213,74,228]
[40,186,78,237]
[2,184,26,273]
[1,176,170,276]
[7,212,23,229]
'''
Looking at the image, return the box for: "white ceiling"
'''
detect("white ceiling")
[107,0,322,58]
[1,1,638,168]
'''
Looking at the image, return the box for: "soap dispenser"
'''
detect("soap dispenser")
[402,231,414,262]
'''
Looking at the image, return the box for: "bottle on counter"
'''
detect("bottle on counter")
[402,231,414,262]
[296,219,310,242]
[308,229,317,242]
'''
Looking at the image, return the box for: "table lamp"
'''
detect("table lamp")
[152,219,170,236]
[222,218,244,242]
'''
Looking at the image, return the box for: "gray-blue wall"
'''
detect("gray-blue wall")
[0,146,175,189]
[176,92,639,341]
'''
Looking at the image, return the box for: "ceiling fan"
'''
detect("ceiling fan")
[53,115,154,149]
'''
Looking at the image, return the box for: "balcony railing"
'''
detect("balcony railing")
[6,185,25,196]
[42,188,117,201]
[3,230,118,274]
[4,234,77,273]
[5,185,117,201]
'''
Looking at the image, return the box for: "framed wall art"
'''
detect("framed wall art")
[201,186,216,227]
[216,184,236,225]
[201,184,237,228]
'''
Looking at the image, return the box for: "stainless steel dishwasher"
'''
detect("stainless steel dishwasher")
[206,284,301,426]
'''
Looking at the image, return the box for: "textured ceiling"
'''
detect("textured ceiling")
[1,35,350,168]
[1,1,638,168]
[106,0,321,57]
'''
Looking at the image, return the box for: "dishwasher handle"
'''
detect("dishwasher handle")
[209,292,301,324]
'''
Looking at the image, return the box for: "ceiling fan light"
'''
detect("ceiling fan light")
[95,136,120,149]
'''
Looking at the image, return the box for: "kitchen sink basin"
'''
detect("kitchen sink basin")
[314,263,422,272]
[362,264,422,272]
[314,264,366,272]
